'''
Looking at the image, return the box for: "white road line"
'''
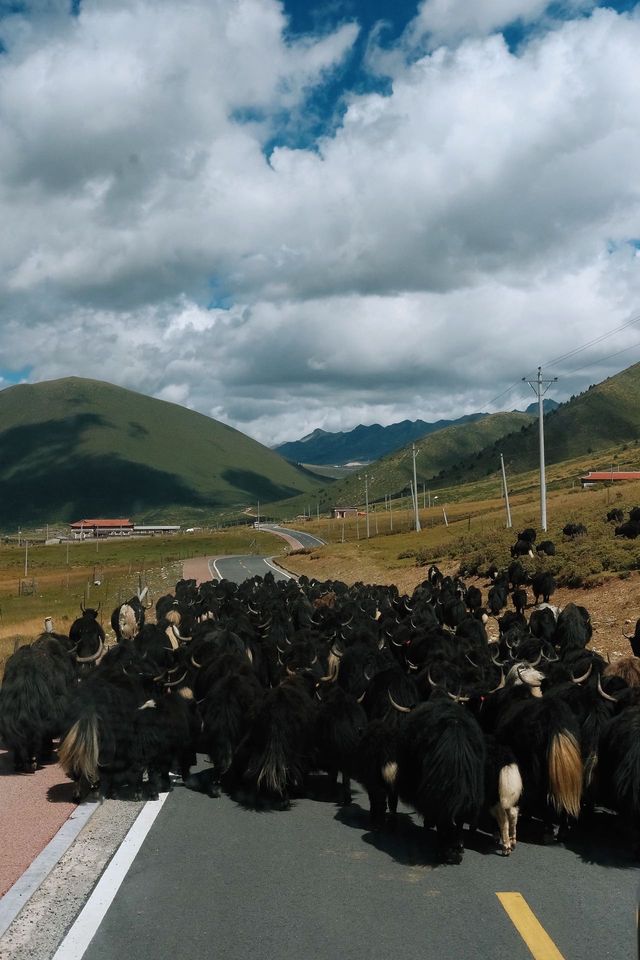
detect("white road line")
[209,557,223,580]
[51,795,168,960]
[264,557,294,579]
[0,802,99,938]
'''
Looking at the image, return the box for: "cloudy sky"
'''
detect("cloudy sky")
[1,0,640,446]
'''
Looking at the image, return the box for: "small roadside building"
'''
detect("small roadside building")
[332,507,359,519]
[69,518,133,539]
[580,471,640,489]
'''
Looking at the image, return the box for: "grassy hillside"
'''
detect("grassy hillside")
[279,410,533,515]
[0,378,322,527]
[433,361,640,489]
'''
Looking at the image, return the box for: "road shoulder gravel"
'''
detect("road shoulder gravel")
[0,799,144,960]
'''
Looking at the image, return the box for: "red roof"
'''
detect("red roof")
[581,472,640,481]
[69,519,133,528]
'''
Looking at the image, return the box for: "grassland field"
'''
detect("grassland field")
[3,456,640,675]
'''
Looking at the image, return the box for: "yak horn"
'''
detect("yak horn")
[170,624,191,644]
[597,674,618,703]
[571,663,593,684]
[488,671,505,694]
[527,651,542,667]
[164,670,188,687]
[76,639,104,663]
[330,644,344,659]
[465,654,479,668]
[447,689,470,703]
[364,667,372,681]
[427,667,438,688]
[388,690,411,713]
[356,691,366,704]
[406,660,419,671]
[190,654,202,669]
[286,666,297,677]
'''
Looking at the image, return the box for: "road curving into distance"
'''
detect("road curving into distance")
[184,524,326,587]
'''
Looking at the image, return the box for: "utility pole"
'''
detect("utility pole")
[364,474,370,539]
[412,444,421,532]
[24,540,28,577]
[500,454,512,528]
[523,367,557,532]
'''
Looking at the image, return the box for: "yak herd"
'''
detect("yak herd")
[1,525,640,866]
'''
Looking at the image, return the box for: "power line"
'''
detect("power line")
[544,313,640,369]
[522,313,640,382]
[483,311,640,413]
[563,339,640,378]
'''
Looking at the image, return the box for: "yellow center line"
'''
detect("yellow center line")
[497,892,566,960]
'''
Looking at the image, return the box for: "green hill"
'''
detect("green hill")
[432,361,640,489]
[0,378,323,527]
[301,410,534,512]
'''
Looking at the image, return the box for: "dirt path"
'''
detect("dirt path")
[182,556,215,585]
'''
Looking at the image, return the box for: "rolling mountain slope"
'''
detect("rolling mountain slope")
[0,378,322,526]
[315,410,534,509]
[432,361,640,488]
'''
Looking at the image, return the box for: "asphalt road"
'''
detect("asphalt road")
[258,523,326,550]
[208,525,325,584]
[210,554,294,583]
[76,784,638,960]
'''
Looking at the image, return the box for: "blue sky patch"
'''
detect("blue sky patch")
[0,365,32,384]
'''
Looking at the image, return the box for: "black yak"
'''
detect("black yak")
[396,697,486,864]
[0,635,76,771]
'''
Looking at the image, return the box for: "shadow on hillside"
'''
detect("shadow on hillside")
[222,468,307,501]
[0,414,210,524]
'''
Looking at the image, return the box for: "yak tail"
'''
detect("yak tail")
[498,763,523,810]
[58,714,99,786]
[548,730,583,819]
[382,761,398,786]
[256,738,288,796]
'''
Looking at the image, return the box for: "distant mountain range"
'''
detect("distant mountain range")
[309,410,535,512]
[275,400,559,466]
[0,378,322,527]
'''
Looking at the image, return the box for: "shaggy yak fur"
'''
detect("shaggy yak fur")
[396,698,486,864]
